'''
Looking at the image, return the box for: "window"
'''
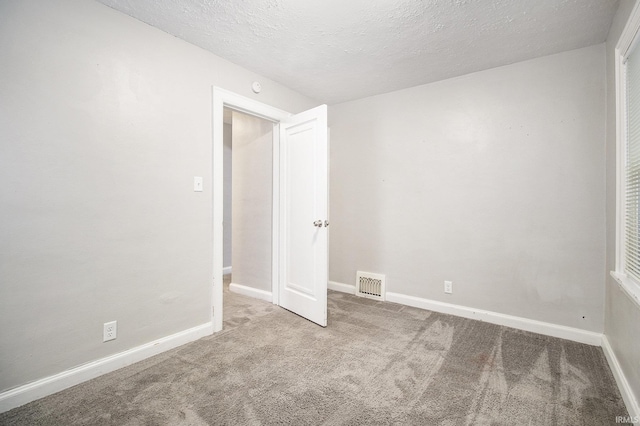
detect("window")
[623,28,640,281]
[614,3,640,305]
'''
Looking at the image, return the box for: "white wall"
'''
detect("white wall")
[0,0,316,393]
[224,122,232,269]
[604,0,640,412]
[230,111,273,293]
[329,44,606,332]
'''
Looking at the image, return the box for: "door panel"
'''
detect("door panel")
[279,105,328,327]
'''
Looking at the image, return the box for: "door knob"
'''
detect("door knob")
[324,220,329,227]
[313,220,323,227]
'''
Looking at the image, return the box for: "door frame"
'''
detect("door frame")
[211,87,291,332]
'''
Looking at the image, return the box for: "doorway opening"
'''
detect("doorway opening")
[212,87,328,333]
[212,88,290,333]
[222,107,274,321]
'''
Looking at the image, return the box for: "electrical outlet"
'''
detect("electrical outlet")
[444,281,453,294]
[103,321,117,342]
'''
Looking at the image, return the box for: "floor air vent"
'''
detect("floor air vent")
[356,271,385,301]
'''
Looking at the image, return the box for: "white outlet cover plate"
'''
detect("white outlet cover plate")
[103,321,117,342]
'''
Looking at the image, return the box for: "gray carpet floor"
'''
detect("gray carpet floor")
[0,276,628,425]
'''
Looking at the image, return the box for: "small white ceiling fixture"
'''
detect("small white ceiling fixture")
[252,81,262,94]
[96,0,618,104]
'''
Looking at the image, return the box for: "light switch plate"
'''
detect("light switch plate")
[194,176,203,192]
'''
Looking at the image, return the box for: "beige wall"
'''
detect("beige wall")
[329,44,606,332]
[604,0,640,413]
[231,111,273,293]
[0,0,316,392]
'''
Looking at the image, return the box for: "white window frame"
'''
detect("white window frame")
[613,2,640,306]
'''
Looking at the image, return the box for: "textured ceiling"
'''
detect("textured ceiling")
[95,0,618,104]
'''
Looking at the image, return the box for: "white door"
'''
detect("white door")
[278,105,328,327]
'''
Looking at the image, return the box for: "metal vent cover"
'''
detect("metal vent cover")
[355,271,385,301]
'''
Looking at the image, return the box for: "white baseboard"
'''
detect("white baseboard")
[330,280,600,344]
[0,322,213,413]
[384,291,601,346]
[229,282,273,302]
[222,266,232,275]
[329,280,601,345]
[602,335,640,420]
[328,281,356,294]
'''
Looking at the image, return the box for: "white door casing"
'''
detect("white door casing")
[212,87,328,330]
[278,105,328,327]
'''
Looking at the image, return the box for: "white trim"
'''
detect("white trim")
[328,280,356,294]
[382,291,602,346]
[222,266,232,275]
[327,280,601,345]
[229,282,273,303]
[602,335,640,420]
[615,35,626,275]
[0,322,212,413]
[271,122,281,306]
[615,2,640,300]
[619,2,640,60]
[212,87,291,332]
[277,120,286,311]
